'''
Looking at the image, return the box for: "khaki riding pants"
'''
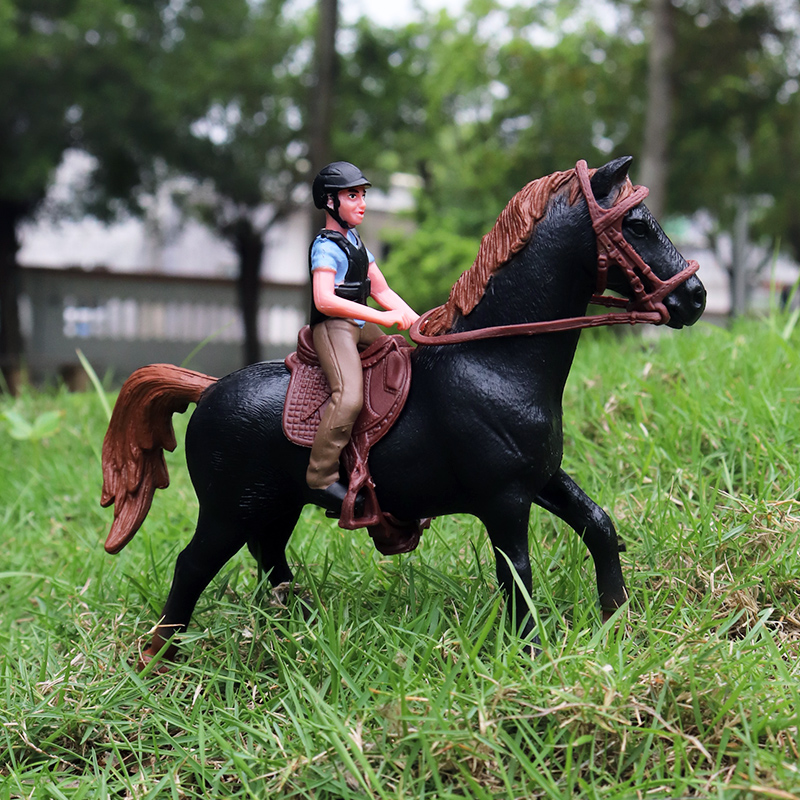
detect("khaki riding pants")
[306,318,382,490]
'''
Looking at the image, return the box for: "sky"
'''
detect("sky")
[312,0,622,42]
[288,0,469,28]
[341,0,467,26]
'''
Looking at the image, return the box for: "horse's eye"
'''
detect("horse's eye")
[626,219,649,238]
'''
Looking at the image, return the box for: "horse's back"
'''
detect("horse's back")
[194,360,290,432]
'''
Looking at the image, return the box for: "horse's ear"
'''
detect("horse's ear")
[590,156,633,208]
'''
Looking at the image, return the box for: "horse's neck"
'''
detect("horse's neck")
[447,211,596,395]
[465,217,595,330]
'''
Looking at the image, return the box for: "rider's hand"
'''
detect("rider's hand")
[382,309,419,330]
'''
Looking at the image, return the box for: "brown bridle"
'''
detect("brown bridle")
[409,159,700,346]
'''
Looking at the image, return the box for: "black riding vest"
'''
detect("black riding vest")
[309,229,371,326]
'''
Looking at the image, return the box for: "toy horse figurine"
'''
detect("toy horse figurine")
[101,157,706,665]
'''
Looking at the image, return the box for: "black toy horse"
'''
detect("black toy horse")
[101,157,705,664]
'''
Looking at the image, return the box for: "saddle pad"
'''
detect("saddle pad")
[283,326,413,448]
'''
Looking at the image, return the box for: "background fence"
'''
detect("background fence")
[20,267,307,384]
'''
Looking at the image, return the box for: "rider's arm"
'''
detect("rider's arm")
[367,263,419,329]
[312,268,412,329]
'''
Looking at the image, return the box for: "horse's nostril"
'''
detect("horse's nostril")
[691,283,707,309]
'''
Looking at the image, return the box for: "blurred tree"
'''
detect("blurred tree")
[0,0,308,384]
[639,0,675,218]
[336,1,642,309]
[332,11,492,217]
[309,0,337,177]
[353,0,799,317]
[752,85,800,261]
[380,224,480,315]
[160,0,307,364]
[483,10,642,217]
[0,0,106,392]
[664,0,797,313]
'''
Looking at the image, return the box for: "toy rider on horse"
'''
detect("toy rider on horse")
[307,161,419,515]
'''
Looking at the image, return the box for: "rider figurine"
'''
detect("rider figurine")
[307,161,419,514]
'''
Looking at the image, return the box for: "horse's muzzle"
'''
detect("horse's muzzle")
[665,273,706,329]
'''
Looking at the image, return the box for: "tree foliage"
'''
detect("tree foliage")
[0,0,253,219]
[668,0,796,220]
[0,0,310,378]
[379,224,481,315]
[344,0,800,312]
[155,0,309,363]
[334,2,646,309]
[0,0,192,388]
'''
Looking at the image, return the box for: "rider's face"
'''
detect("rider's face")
[334,186,367,228]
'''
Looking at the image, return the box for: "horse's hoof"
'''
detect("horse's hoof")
[521,633,542,658]
[270,582,315,619]
[270,581,294,606]
[137,653,173,675]
[601,604,626,624]
[137,638,179,673]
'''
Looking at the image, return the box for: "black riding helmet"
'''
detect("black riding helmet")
[312,161,371,228]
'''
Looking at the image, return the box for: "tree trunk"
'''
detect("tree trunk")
[0,201,26,394]
[730,197,750,317]
[306,0,339,321]
[233,220,265,365]
[639,0,675,219]
[784,219,800,269]
[309,0,338,177]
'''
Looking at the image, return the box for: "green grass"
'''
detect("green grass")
[1,315,799,799]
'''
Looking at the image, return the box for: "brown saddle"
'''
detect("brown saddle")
[283,325,430,555]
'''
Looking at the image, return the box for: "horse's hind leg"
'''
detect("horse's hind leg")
[246,505,302,588]
[141,509,254,666]
[534,468,628,620]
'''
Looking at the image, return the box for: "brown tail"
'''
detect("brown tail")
[101,364,217,554]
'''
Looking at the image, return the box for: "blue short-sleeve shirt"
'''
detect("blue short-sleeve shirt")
[310,230,375,327]
[310,230,375,283]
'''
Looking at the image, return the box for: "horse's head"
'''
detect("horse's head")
[412,157,706,342]
[587,157,706,329]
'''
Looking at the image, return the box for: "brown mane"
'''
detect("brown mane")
[423,166,636,335]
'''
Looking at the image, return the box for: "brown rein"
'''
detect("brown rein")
[409,160,699,346]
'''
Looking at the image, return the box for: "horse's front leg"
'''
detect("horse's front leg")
[534,468,628,620]
[479,492,537,642]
